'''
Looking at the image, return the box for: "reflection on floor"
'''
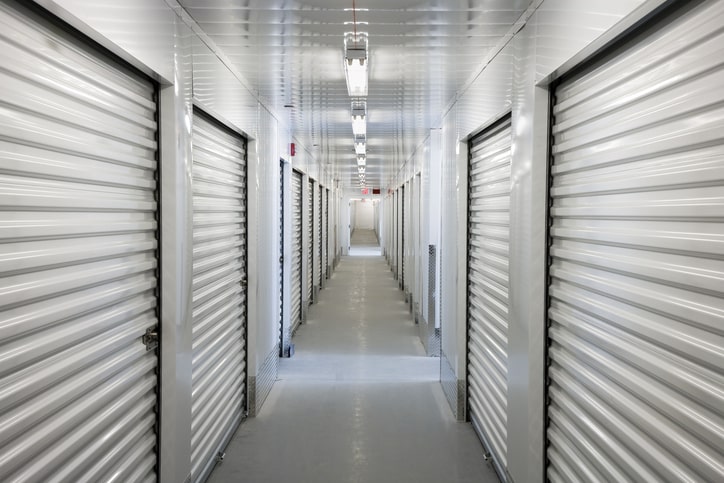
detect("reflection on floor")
[349,228,382,256]
[209,253,499,483]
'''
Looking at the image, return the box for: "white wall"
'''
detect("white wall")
[353,200,375,230]
[349,200,356,237]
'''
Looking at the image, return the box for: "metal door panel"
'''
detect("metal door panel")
[191,110,247,482]
[325,189,330,278]
[546,2,724,480]
[0,1,158,481]
[317,184,323,288]
[307,179,314,303]
[466,114,512,476]
[290,170,303,334]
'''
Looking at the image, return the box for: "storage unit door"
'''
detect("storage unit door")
[399,188,404,282]
[323,188,329,279]
[291,170,303,335]
[317,185,323,288]
[307,179,314,304]
[466,115,512,476]
[398,188,403,282]
[191,110,247,482]
[394,191,398,272]
[546,3,724,481]
[278,161,284,352]
[0,2,159,481]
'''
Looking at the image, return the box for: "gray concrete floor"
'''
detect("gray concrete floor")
[209,238,499,483]
[349,228,381,256]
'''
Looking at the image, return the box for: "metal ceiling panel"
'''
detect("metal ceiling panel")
[180,0,532,188]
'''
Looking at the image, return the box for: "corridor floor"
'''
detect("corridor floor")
[209,242,499,483]
[349,228,382,256]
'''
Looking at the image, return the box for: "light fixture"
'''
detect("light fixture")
[357,154,366,166]
[358,166,365,174]
[354,135,366,155]
[351,100,366,136]
[344,32,368,97]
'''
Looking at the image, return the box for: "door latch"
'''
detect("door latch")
[142,327,159,351]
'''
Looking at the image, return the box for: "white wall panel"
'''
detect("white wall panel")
[247,106,281,415]
[533,0,649,81]
[427,130,442,329]
[158,18,195,483]
[354,201,375,230]
[440,104,466,419]
[32,0,177,82]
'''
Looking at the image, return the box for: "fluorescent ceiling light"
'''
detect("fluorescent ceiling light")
[357,154,366,166]
[344,33,368,97]
[354,138,366,155]
[351,100,366,136]
[352,117,366,136]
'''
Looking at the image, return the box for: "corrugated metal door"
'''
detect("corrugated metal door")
[400,185,407,290]
[323,188,329,279]
[395,189,399,275]
[547,2,724,481]
[307,179,314,304]
[466,115,512,477]
[316,185,324,290]
[0,2,159,481]
[394,191,398,273]
[190,110,247,482]
[278,161,285,354]
[290,170,303,335]
[399,187,404,284]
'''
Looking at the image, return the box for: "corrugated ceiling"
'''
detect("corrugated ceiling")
[178,0,532,188]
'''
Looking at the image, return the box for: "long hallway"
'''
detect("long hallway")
[209,250,498,483]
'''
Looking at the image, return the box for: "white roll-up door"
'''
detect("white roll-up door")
[315,185,324,290]
[0,2,159,481]
[278,161,285,355]
[394,191,398,273]
[191,110,247,482]
[291,170,303,335]
[323,188,329,279]
[398,188,403,283]
[307,179,314,304]
[466,115,512,477]
[547,2,724,481]
[400,185,407,291]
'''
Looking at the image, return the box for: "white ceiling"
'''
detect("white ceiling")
[178,0,532,188]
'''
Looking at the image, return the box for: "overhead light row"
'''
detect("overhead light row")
[344,26,369,188]
[344,24,369,188]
